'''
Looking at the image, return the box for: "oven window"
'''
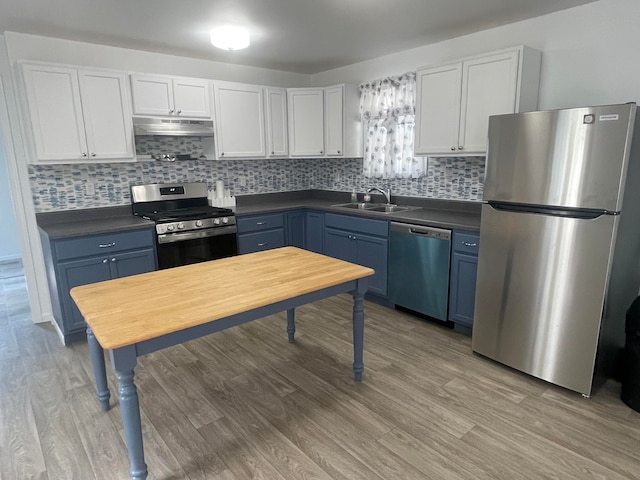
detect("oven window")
[156,233,238,269]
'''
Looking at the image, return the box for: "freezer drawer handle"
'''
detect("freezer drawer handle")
[462,241,477,247]
[99,242,116,248]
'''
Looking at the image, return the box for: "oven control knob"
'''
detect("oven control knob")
[222,217,229,224]
[167,224,175,231]
[195,220,203,227]
[214,218,221,225]
[177,223,185,230]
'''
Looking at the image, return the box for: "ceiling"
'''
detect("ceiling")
[0,0,599,74]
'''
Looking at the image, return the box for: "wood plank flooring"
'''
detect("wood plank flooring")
[2,260,640,479]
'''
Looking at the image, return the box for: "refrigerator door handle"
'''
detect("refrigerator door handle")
[488,201,617,219]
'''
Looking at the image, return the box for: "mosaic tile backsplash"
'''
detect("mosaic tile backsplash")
[28,157,485,212]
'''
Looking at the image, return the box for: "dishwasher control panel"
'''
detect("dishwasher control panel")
[390,222,451,241]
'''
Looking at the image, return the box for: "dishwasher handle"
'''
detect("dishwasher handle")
[390,222,451,240]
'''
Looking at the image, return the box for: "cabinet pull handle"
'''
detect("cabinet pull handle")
[82,152,88,157]
[256,221,267,225]
[450,146,456,151]
[91,153,96,157]
[462,241,477,247]
[99,242,116,248]
[169,109,174,114]
[320,150,323,154]
[177,109,182,114]
[258,242,268,247]
[458,146,464,150]
[111,258,117,262]
[102,259,108,263]
[220,152,225,157]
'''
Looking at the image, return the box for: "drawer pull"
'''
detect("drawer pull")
[258,242,268,247]
[99,242,116,248]
[462,241,477,247]
[256,222,267,225]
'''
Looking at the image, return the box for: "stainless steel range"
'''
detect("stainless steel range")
[131,182,238,269]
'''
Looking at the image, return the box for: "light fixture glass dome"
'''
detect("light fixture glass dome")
[210,26,250,51]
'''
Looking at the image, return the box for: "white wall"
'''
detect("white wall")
[4,31,310,87]
[0,135,20,262]
[311,0,640,110]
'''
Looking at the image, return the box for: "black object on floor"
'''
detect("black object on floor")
[622,296,640,413]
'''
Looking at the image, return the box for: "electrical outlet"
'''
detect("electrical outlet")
[86,182,95,196]
[238,175,247,187]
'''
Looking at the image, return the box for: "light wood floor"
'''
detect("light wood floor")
[2,262,640,480]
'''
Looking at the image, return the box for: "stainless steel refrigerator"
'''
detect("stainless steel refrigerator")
[472,103,640,396]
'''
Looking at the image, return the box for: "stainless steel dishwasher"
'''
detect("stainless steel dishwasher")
[388,222,451,321]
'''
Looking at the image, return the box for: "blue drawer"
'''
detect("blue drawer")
[237,213,285,233]
[452,231,480,255]
[324,213,388,237]
[54,228,155,261]
[238,229,286,254]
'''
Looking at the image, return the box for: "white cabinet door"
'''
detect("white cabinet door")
[78,70,133,159]
[22,64,88,161]
[288,89,324,157]
[265,88,288,157]
[173,78,211,118]
[324,85,344,156]
[414,63,462,155]
[459,51,519,154]
[415,46,540,156]
[213,82,266,158]
[130,75,174,116]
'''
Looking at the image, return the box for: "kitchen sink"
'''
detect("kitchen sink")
[366,205,419,213]
[332,203,421,214]
[332,202,372,210]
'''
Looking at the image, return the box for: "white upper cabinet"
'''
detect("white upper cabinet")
[213,81,266,158]
[415,46,541,156]
[265,88,288,157]
[287,84,361,158]
[324,85,344,156]
[414,63,463,155]
[288,88,325,157]
[131,74,211,118]
[21,63,134,163]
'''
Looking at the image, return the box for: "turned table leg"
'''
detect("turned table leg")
[111,346,148,480]
[87,326,111,411]
[287,308,296,342]
[352,278,367,382]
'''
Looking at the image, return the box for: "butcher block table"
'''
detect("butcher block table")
[71,246,374,480]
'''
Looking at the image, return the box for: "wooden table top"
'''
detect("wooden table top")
[71,247,374,350]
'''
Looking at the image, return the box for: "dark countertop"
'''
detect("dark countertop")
[36,190,482,240]
[37,206,155,239]
[235,190,482,231]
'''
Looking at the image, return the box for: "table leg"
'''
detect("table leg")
[352,278,367,382]
[287,308,296,343]
[87,326,110,411]
[110,346,148,480]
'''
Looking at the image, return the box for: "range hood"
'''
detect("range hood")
[133,117,214,137]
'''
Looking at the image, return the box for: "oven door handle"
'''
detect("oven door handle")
[157,225,237,244]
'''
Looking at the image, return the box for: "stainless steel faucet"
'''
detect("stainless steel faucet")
[367,186,392,204]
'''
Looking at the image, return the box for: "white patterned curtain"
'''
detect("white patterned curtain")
[359,72,427,179]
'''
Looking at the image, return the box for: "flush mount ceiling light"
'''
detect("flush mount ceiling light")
[210,26,250,51]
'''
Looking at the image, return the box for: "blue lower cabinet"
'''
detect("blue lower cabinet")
[323,213,389,297]
[305,211,324,254]
[286,210,306,249]
[40,228,157,344]
[449,230,480,332]
[237,213,286,254]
